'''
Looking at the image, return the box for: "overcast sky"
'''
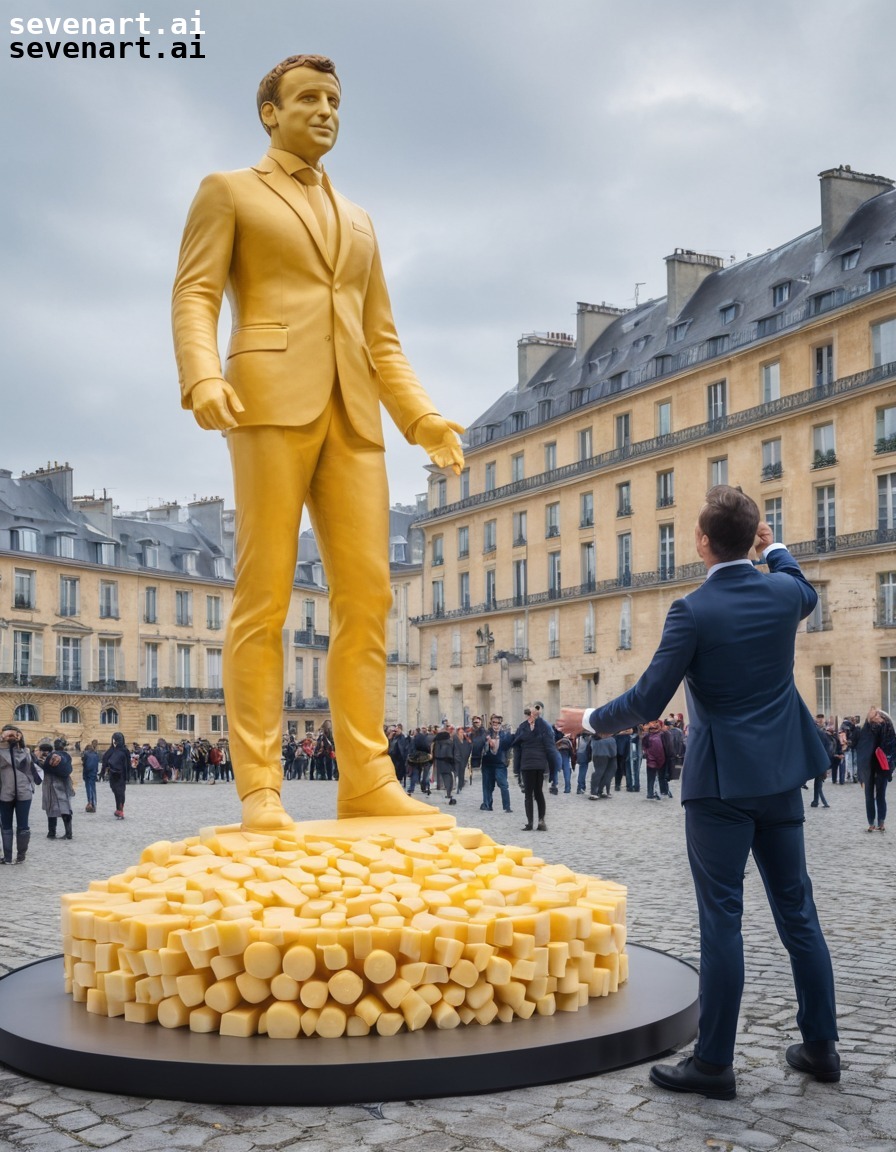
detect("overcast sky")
[2,0,894,514]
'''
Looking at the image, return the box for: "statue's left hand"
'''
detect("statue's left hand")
[413,415,465,475]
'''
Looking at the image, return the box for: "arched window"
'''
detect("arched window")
[13,703,38,723]
[60,706,81,725]
[100,707,119,726]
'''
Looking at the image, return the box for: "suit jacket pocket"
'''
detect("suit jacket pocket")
[228,326,288,357]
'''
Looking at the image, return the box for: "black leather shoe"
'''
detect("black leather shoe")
[785,1042,841,1082]
[649,1056,736,1100]
[521,823,533,831]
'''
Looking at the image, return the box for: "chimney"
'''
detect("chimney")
[24,461,74,510]
[819,165,894,250]
[665,249,724,323]
[516,331,574,389]
[73,494,114,538]
[187,496,224,551]
[575,302,628,361]
[146,501,181,524]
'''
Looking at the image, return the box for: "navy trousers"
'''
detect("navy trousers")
[684,787,837,1066]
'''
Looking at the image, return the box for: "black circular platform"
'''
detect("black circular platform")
[0,945,697,1105]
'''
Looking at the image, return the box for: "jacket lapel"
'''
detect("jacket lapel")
[324,171,353,281]
[252,154,334,270]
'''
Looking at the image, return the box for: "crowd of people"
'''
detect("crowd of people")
[0,705,892,864]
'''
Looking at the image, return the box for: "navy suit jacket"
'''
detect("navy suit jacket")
[586,549,828,801]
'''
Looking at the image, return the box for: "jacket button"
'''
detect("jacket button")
[324,335,332,342]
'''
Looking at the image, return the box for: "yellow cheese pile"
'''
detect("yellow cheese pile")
[62,822,627,1038]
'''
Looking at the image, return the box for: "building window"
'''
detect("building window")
[584,605,595,654]
[459,572,470,610]
[615,413,631,450]
[816,485,836,544]
[207,595,222,630]
[432,536,444,566]
[303,598,316,632]
[430,637,438,671]
[511,412,528,433]
[434,478,447,509]
[13,630,32,679]
[580,492,594,527]
[207,648,223,690]
[877,573,896,627]
[841,248,860,271]
[806,585,831,633]
[814,343,834,388]
[869,265,896,292]
[10,528,38,553]
[812,423,836,468]
[485,568,496,608]
[59,575,79,617]
[144,642,159,691]
[656,401,671,437]
[511,453,525,483]
[176,644,192,690]
[772,281,791,307]
[143,545,159,569]
[538,399,553,422]
[548,552,561,597]
[544,442,557,471]
[882,658,896,714]
[483,520,497,553]
[144,586,157,624]
[56,535,75,559]
[14,703,38,724]
[431,580,444,616]
[97,638,118,683]
[617,533,632,584]
[450,630,462,667]
[707,380,727,423]
[457,526,469,559]
[812,291,836,316]
[99,580,119,619]
[762,362,781,403]
[581,542,595,588]
[879,473,896,531]
[57,636,81,690]
[146,714,159,733]
[654,355,674,377]
[876,405,896,454]
[295,656,304,697]
[547,612,560,659]
[459,468,470,500]
[484,463,496,493]
[719,302,737,325]
[765,497,783,543]
[761,439,783,480]
[513,559,527,604]
[616,482,632,517]
[60,706,80,725]
[570,389,586,409]
[545,502,560,538]
[513,618,527,660]
[872,318,896,368]
[312,657,321,698]
[175,590,193,627]
[619,599,632,649]
[710,458,728,486]
[101,707,120,726]
[577,427,593,461]
[96,542,116,566]
[670,321,689,343]
[814,666,832,716]
[175,712,195,733]
[14,569,35,610]
[706,334,729,357]
[659,525,675,580]
[657,470,674,508]
[512,511,527,546]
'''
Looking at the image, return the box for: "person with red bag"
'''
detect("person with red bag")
[856,707,895,832]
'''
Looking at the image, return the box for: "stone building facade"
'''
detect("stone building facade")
[412,166,896,726]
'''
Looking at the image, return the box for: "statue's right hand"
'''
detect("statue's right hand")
[190,378,245,431]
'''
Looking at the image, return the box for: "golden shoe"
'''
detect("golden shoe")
[338,778,455,826]
[241,788,295,832]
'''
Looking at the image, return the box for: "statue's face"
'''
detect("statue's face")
[262,66,340,164]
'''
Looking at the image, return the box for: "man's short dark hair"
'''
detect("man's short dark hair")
[698,485,760,562]
[257,55,340,134]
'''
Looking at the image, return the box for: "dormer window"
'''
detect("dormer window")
[10,527,38,553]
[870,264,895,291]
[143,545,159,569]
[719,303,737,325]
[670,321,689,343]
[840,248,860,271]
[181,552,198,574]
[772,281,791,307]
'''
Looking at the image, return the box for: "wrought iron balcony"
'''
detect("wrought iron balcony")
[811,450,838,470]
[875,435,896,455]
[139,686,223,699]
[283,692,330,710]
[761,462,784,480]
[293,629,330,649]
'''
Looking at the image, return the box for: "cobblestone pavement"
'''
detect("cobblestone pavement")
[1,774,893,1151]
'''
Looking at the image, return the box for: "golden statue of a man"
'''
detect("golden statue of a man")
[172,54,463,831]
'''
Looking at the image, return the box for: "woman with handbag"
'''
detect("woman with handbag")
[856,706,895,832]
[0,724,39,863]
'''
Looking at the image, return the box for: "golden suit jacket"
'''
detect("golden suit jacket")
[172,150,436,446]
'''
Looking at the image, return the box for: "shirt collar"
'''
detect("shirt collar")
[706,558,754,579]
[267,147,324,180]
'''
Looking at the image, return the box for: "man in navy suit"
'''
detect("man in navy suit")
[558,485,839,1099]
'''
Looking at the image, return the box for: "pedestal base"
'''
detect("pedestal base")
[0,945,696,1105]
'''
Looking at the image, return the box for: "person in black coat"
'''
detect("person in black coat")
[512,707,554,831]
[102,732,130,819]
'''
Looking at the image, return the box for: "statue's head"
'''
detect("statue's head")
[257,56,342,162]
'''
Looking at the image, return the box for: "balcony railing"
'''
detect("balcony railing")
[761,462,784,480]
[419,359,896,521]
[656,496,675,508]
[411,527,896,625]
[811,450,838,470]
[617,504,633,517]
[283,692,329,710]
[139,686,223,699]
[88,680,138,694]
[546,525,560,538]
[875,435,896,455]
[293,630,330,649]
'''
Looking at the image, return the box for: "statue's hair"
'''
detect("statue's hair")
[257,55,340,134]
